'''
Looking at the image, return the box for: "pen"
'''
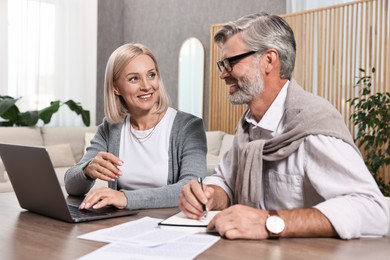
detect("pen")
[197,177,207,218]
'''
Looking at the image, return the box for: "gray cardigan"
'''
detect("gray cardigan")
[64,110,207,209]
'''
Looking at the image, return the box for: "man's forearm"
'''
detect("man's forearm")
[278,208,338,238]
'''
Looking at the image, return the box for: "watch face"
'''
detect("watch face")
[266,215,285,234]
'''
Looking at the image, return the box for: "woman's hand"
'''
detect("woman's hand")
[83,152,123,182]
[79,187,128,209]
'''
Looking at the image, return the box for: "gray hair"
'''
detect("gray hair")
[103,43,170,123]
[214,12,296,80]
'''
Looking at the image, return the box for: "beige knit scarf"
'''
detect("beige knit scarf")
[233,79,359,208]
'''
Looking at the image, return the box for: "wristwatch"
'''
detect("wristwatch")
[265,210,285,238]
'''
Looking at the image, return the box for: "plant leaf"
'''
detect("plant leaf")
[19,111,39,126]
[0,96,20,117]
[347,67,390,195]
[63,100,90,126]
[0,121,14,126]
[39,101,60,124]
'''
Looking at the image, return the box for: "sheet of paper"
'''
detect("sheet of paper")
[78,216,195,247]
[158,210,220,233]
[159,210,220,226]
[79,233,220,260]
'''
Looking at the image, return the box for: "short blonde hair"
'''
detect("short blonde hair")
[104,43,170,123]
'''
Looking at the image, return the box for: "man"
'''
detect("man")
[178,12,389,240]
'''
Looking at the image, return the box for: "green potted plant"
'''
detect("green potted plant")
[347,68,390,196]
[0,95,90,127]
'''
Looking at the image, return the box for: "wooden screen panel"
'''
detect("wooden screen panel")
[208,24,247,134]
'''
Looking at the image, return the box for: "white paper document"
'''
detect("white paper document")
[78,216,194,247]
[78,216,221,259]
[79,233,220,260]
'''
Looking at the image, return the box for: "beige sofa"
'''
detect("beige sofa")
[205,131,234,175]
[0,126,99,193]
[0,127,234,193]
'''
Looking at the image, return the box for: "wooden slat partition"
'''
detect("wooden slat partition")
[208,0,389,181]
[208,24,248,134]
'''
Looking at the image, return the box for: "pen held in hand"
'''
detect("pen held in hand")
[197,177,207,218]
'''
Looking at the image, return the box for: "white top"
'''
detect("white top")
[117,107,177,190]
[204,81,389,239]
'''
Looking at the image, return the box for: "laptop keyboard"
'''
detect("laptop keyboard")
[68,205,108,218]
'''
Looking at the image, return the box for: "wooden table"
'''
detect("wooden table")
[1,191,389,260]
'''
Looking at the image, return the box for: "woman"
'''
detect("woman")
[64,43,207,210]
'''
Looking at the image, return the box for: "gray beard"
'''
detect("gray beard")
[229,70,264,104]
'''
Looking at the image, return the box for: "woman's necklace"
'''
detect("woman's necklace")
[129,114,160,143]
[129,125,156,142]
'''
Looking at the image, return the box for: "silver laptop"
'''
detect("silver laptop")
[0,143,137,222]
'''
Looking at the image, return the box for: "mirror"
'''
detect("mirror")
[178,37,204,118]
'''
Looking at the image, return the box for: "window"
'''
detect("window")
[1,0,97,126]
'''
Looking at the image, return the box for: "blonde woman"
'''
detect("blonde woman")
[65,43,207,210]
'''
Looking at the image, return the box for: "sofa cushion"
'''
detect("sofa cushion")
[84,132,95,153]
[219,134,235,157]
[55,167,70,187]
[0,127,44,146]
[0,160,6,183]
[206,154,221,175]
[0,180,12,193]
[46,144,76,167]
[205,131,225,156]
[41,126,98,162]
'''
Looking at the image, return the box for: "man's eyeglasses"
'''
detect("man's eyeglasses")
[216,50,257,73]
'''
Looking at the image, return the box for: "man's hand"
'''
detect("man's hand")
[207,206,338,240]
[79,187,128,209]
[179,180,229,219]
[83,152,123,182]
[208,205,270,239]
